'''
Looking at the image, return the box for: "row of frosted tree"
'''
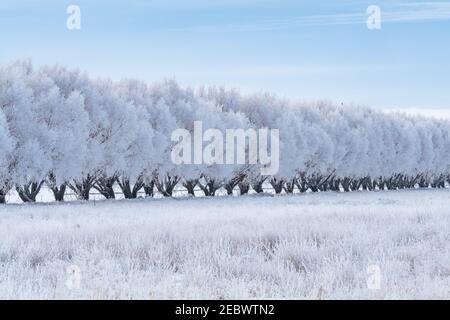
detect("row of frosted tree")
[1,61,450,203]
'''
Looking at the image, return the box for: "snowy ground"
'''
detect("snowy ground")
[0,189,449,299]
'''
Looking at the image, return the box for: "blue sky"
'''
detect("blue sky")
[1,0,450,110]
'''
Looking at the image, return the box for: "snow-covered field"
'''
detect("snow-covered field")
[0,189,449,300]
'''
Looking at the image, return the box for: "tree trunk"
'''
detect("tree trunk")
[0,190,7,204]
[0,182,9,204]
[93,176,116,199]
[283,178,296,194]
[328,178,340,192]
[198,178,221,196]
[224,183,234,195]
[342,177,351,192]
[295,173,308,193]
[224,173,245,195]
[51,184,66,202]
[350,179,361,191]
[361,177,372,191]
[251,177,266,194]
[270,177,284,194]
[117,176,144,199]
[143,180,155,197]
[307,172,335,193]
[46,173,66,201]
[68,174,97,200]
[16,181,44,203]
[155,175,180,197]
[183,180,197,196]
[238,180,250,195]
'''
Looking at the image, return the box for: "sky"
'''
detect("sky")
[0,0,449,111]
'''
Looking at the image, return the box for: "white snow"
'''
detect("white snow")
[0,189,449,299]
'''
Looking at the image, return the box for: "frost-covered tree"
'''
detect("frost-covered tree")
[108,80,162,199]
[41,65,103,200]
[0,61,50,202]
[2,61,450,203]
[27,68,90,201]
[0,109,13,203]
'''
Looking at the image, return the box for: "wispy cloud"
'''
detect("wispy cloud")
[384,107,450,119]
[167,64,359,78]
[382,1,450,22]
[179,1,450,32]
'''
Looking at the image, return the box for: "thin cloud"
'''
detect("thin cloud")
[382,2,450,23]
[179,1,450,32]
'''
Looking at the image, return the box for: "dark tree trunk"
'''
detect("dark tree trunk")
[117,176,144,199]
[385,177,396,190]
[374,177,384,190]
[372,180,377,190]
[238,180,250,195]
[46,173,66,201]
[283,178,296,194]
[251,177,266,194]
[0,182,11,204]
[342,177,351,192]
[270,177,284,194]
[295,173,308,193]
[68,174,97,200]
[183,180,197,196]
[431,175,445,189]
[93,176,116,199]
[51,184,66,202]
[350,179,361,191]
[224,173,245,195]
[361,177,372,191]
[0,189,7,204]
[224,184,234,195]
[16,181,44,203]
[418,179,428,188]
[396,174,405,189]
[198,177,221,196]
[409,175,418,189]
[334,179,341,191]
[327,178,337,192]
[307,174,320,192]
[320,180,329,192]
[143,180,155,197]
[308,172,335,193]
[155,175,180,197]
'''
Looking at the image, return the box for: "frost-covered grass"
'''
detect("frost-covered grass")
[0,189,449,299]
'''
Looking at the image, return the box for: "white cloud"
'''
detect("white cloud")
[383,107,450,120]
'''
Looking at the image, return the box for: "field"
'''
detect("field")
[0,189,449,299]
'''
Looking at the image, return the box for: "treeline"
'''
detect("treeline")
[1,61,450,203]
